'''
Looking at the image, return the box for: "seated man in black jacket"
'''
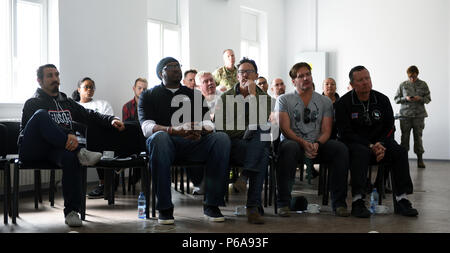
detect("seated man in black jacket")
[335,65,418,218]
[19,64,126,227]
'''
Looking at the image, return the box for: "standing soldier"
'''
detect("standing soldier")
[394,66,431,168]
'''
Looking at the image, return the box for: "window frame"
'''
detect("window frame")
[1,0,51,104]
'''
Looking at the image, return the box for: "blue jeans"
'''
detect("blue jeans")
[230,129,270,208]
[18,109,82,216]
[146,131,231,211]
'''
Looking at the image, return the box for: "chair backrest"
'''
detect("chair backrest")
[0,121,21,156]
[0,123,7,157]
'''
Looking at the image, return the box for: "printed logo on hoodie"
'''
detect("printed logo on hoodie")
[48,110,73,130]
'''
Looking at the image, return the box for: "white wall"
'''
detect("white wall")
[187,0,285,85]
[59,0,148,117]
[285,0,450,160]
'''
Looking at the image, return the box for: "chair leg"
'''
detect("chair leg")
[322,165,329,206]
[180,167,185,194]
[3,162,10,224]
[121,170,126,195]
[185,168,190,195]
[12,164,19,224]
[128,168,132,192]
[50,169,55,207]
[141,166,150,219]
[264,165,268,208]
[378,164,385,205]
[81,166,87,221]
[34,170,39,209]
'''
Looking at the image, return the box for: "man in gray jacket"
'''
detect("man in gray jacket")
[394,65,431,168]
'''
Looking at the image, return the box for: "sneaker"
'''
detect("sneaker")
[278,206,290,217]
[233,176,247,193]
[158,208,175,225]
[87,184,104,199]
[65,211,82,227]
[334,206,350,217]
[394,199,419,217]
[246,206,264,224]
[203,205,225,222]
[351,199,371,218]
[77,148,102,166]
[192,186,204,195]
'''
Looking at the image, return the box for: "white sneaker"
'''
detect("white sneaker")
[77,148,102,166]
[65,211,82,227]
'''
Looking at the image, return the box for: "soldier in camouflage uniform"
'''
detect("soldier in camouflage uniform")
[213,49,238,92]
[394,65,431,168]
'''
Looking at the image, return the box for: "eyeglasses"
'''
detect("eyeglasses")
[238,69,256,75]
[294,108,318,124]
[163,64,182,71]
[81,86,95,91]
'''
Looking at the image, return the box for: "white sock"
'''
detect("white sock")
[352,194,362,202]
[396,194,407,202]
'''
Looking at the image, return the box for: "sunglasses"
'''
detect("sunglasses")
[294,108,318,124]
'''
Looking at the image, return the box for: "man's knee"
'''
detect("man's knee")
[211,132,231,149]
[279,139,300,155]
[146,131,171,148]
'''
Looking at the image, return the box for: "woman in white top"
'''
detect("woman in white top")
[72,77,114,199]
[74,77,114,116]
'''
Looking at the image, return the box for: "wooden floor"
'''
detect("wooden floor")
[1,160,449,234]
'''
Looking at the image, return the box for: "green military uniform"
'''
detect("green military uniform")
[213,66,238,91]
[394,78,431,156]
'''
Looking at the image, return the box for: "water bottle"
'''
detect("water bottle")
[138,192,146,219]
[370,188,379,214]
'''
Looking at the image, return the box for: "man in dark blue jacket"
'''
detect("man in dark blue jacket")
[335,66,418,218]
[19,64,126,227]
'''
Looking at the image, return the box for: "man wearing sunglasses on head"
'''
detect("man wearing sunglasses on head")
[335,66,418,218]
[274,62,350,218]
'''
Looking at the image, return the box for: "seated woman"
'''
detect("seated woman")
[322,78,340,140]
[72,77,115,199]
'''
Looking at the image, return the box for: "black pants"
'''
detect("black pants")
[86,121,146,180]
[276,139,349,210]
[347,139,413,198]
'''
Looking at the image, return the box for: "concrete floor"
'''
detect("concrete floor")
[1,160,449,234]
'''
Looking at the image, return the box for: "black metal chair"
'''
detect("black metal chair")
[1,158,10,225]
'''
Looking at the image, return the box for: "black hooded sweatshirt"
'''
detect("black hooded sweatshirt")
[19,88,115,145]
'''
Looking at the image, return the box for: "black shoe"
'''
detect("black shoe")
[158,208,175,225]
[203,205,225,222]
[87,185,104,199]
[394,199,419,217]
[351,199,371,218]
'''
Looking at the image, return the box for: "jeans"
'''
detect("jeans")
[18,109,82,216]
[146,131,231,211]
[230,129,270,208]
[276,139,349,210]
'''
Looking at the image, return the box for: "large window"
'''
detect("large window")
[240,7,268,77]
[147,20,181,87]
[0,0,58,104]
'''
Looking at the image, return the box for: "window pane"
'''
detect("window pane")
[147,21,161,86]
[15,0,43,103]
[0,0,12,102]
[163,28,180,60]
